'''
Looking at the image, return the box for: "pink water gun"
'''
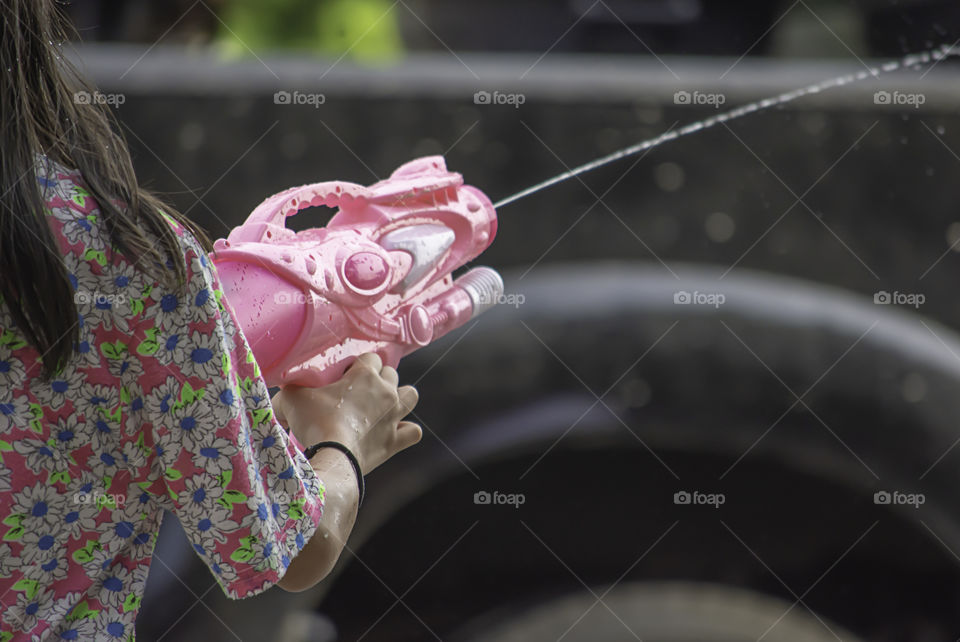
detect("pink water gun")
[210,156,503,388]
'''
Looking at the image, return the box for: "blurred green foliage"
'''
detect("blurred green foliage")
[217,0,405,62]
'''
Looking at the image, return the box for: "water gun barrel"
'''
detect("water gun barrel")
[420,267,504,342]
[454,267,505,319]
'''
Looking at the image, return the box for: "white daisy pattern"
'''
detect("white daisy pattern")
[0,352,28,391]
[190,432,239,477]
[177,474,226,521]
[18,527,65,568]
[32,364,85,411]
[143,285,188,333]
[93,607,136,640]
[204,378,242,427]
[205,550,239,587]
[175,330,227,380]
[60,207,108,253]
[0,464,11,494]
[152,326,185,367]
[168,397,214,454]
[13,438,72,478]
[3,586,56,633]
[0,165,328,637]
[142,375,182,427]
[21,552,70,586]
[10,482,67,532]
[0,543,22,578]
[82,290,131,333]
[62,250,98,294]
[190,504,241,552]
[0,394,31,432]
[45,589,83,624]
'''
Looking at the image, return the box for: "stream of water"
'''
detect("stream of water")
[494,44,959,209]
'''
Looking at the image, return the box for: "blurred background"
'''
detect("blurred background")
[63,1,960,640]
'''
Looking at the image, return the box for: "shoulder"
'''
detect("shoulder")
[34,154,85,206]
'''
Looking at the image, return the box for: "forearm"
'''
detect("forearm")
[277,447,360,592]
[270,356,421,591]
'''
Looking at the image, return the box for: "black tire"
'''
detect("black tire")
[452,581,863,642]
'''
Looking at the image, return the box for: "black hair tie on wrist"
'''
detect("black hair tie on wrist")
[302,441,365,506]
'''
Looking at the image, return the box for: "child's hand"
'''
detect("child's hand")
[271,353,422,474]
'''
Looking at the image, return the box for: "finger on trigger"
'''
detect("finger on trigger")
[397,385,419,414]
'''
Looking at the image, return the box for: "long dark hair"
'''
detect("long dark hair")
[0,0,211,378]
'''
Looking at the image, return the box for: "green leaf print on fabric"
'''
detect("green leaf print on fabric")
[12,578,38,598]
[28,404,43,434]
[100,340,127,360]
[174,382,205,410]
[230,535,258,563]
[0,330,26,350]
[136,328,160,356]
[217,489,247,510]
[65,599,99,622]
[83,248,107,267]
[2,514,25,541]
[72,540,102,564]
[287,497,307,520]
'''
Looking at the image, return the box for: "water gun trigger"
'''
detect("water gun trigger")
[211,156,503,388]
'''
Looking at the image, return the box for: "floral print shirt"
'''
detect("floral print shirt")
[0,158,326,641]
